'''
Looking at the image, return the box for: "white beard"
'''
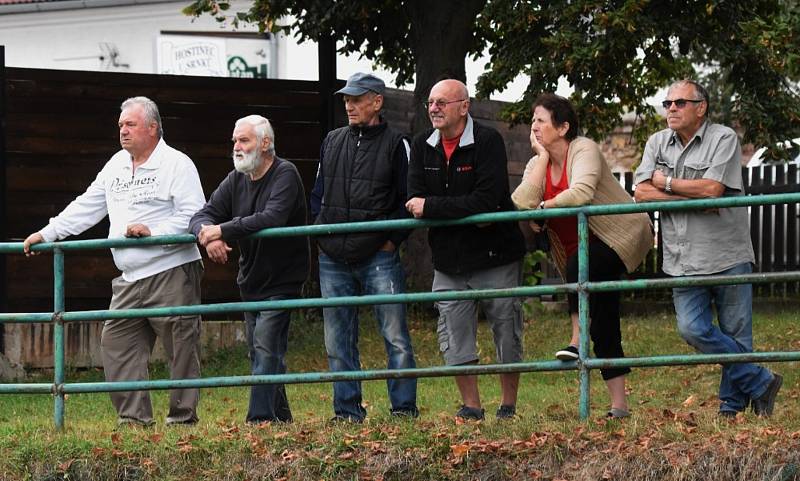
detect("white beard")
[232,149,260,174]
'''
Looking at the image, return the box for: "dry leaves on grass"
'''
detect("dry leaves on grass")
[176,434,197,454]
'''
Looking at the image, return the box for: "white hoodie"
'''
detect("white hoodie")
[40,139,204,282]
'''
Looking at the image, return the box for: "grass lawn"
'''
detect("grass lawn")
[1,304,799,480]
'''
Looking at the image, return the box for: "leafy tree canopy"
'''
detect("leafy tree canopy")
[479,0,800,160]
[184,0,800,159]
[183,0,486,132]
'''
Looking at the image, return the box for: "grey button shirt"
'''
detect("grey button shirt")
[633,121,754,276]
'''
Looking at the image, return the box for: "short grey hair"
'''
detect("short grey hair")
[235,115,276,156]
[457,82,470,99]
[121,96,163,138]
[668,79,710,117]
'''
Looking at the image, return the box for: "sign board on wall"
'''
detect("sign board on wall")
[157,35,227,76]
[156,34,273,78]
[226,37,272,78]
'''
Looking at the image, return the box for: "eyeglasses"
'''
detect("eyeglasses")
[662,98,704,109]
[423,98,467,109]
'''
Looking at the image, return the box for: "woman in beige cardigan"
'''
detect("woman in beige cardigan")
[512,93,652,418]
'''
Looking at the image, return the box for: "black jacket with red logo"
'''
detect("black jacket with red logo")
[408,116,525,275]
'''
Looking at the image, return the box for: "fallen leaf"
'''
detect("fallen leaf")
[57,459,74,472]
[281,449,299,461]
[450,443,470,458]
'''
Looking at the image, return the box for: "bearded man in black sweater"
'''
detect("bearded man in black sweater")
[190,114,309,424]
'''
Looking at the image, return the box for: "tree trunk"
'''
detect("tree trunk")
[407,0,486,135]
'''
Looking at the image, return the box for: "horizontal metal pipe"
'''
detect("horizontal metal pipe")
[0,312,56,323]
[586,271,800,292]
[0,383,53,394]
[2,192,799,254]
[37,349,799,394]
[0,284,576,323]
[61,361,576,393]
[2,271,800,324]
[584,351,800,369]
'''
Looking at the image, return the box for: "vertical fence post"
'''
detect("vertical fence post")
[577,212,591,419]
[318,35,336,139]
[53,248,66,430]
[0,45,8,352]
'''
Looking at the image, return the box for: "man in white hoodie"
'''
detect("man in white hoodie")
[23,96,206,426]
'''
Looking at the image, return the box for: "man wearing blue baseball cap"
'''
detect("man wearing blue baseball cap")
[310,72,418,423]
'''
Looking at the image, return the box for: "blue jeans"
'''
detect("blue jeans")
[319,250,417,421]
[672,262,772,413]
[244,299,293,423]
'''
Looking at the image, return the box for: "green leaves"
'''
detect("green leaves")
[479,0,800,160]
[180,0,800,156]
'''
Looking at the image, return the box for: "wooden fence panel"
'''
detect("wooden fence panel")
[2,67,326,366]
[787,165,798,294]
[775,168,786,296]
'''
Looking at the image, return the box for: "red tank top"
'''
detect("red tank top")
[543,151,594,258]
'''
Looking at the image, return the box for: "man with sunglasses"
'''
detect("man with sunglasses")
[634,79,781,418]
[406,79,526,421]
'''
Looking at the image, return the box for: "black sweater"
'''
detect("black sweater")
[189,157,309,300]
[407,118,525,274]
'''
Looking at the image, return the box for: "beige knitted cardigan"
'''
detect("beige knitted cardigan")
[511,136,653,278]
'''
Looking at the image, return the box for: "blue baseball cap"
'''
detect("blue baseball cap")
[335,72,386,96]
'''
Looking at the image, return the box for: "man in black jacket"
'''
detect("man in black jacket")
[190,115,309,424]
[310,72,418,423]
[407,79,526,421]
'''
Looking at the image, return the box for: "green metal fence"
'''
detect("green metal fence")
[2,192,800,430]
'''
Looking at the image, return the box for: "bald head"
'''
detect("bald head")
[433,79,469,99]
[427,79,470,139]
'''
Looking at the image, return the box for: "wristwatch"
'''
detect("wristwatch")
[665,176,673,194]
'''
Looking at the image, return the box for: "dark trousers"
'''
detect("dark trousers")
[244,297,293,423]
[566,239,630,381]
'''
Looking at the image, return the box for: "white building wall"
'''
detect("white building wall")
[0,0,272,75]
[0,2,532,101]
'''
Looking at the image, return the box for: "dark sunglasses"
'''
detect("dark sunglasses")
[662,98,704,109]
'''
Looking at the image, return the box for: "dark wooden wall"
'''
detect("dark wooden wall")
[3,67,323,316]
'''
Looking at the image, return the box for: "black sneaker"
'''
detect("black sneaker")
[718,410,739,419]
[752,372,783,417]
[455,405,485,421]
[555,345,579,361]
[495,404,516,420]
[605,408,630,419]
